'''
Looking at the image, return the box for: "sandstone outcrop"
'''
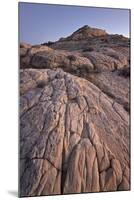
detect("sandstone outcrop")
[59,25,108,41]
[19,26,130,197]
[20,68,130,197]
[20,26,129,72]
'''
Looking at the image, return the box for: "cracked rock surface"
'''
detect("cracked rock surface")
[20,68,130,196]
[19,25,130,197]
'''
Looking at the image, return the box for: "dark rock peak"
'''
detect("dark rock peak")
[59,25,108,41]
[74,25,91,33]
[73,25,106,34]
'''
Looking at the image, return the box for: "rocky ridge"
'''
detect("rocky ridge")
[20,25,130,197]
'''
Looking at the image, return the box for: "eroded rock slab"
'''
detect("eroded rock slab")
[20,68,130,197]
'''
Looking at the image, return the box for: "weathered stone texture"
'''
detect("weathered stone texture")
[20,68,130,197]
[20,25,130,197]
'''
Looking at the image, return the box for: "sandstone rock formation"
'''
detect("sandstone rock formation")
[59,25,108,41]
[19,26,130,197]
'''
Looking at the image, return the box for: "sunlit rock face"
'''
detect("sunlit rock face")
[19,25,130,197]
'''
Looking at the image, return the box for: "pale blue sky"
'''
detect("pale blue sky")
[19,2,130,45]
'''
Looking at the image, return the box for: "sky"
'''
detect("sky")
[19,2,130,45]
